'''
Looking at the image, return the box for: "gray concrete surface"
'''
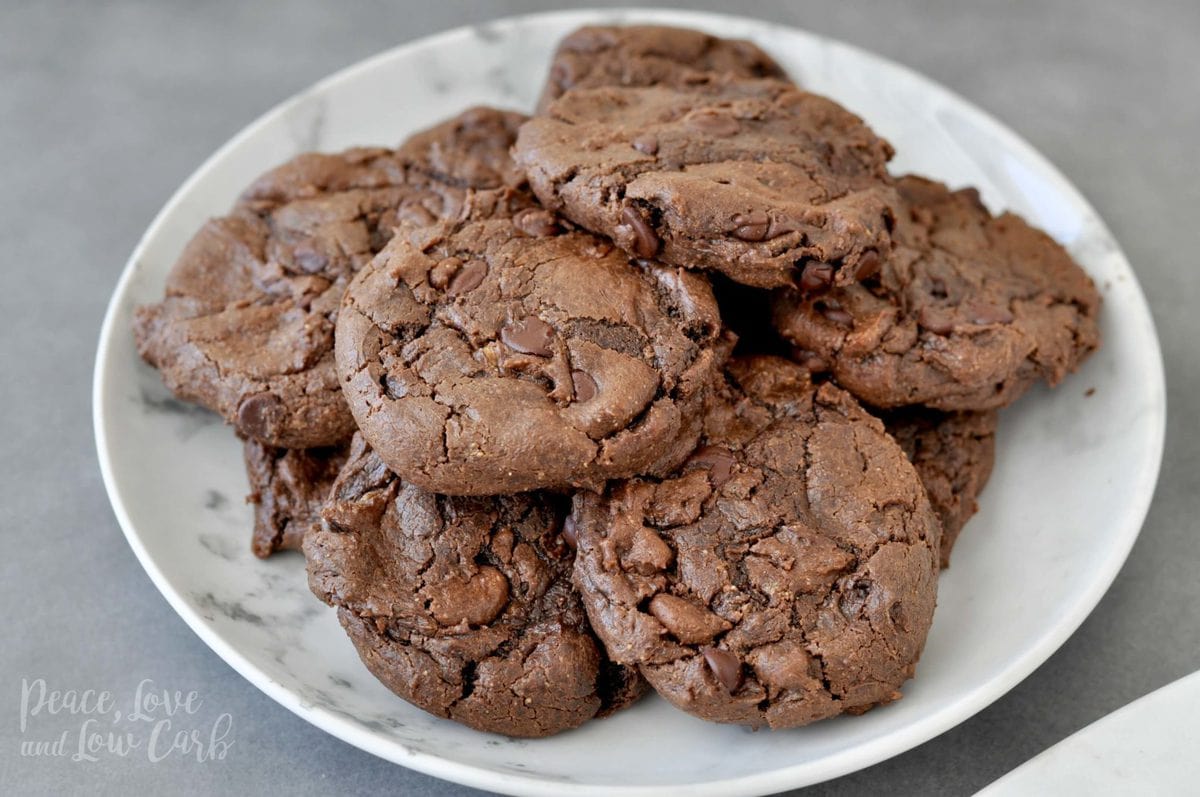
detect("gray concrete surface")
[2,1,1197,794]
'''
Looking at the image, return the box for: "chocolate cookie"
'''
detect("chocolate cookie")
[571,356,941,729]
[243,439,346,558]
[515,78,897,289]
[772,175,1102,410]
[304,435,646,737]
[536,24,788,112]
[885,409,997,568]
[134,107,528,448]
[334,209,729,495]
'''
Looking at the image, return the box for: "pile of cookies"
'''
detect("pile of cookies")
[134,25,1100,738]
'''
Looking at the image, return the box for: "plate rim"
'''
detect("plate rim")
[93,7,1167,796]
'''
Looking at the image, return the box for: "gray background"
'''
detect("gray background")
[2,1,1196,794]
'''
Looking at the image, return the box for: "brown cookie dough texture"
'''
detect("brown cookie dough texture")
[571,356,941,729]
[242,440,346,558]
[303,435,646,737]
[885,409,997,568]
[536,24,788,111]
[516,77,897,290]
[134,107,529,448]
[334,208,729,495]
[773,175,1101,410]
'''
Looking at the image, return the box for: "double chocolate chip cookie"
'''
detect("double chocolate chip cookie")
[335,208,729,495]
[885,409,997,567]
[536,24,788,111]
[516,77,897,289]
[134,107,529,448]
[304,435,645,737]
[571,356,941,729]
[242,440,347,559]
[772,175,1101,410]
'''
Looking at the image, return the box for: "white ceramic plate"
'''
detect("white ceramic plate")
[93,9,1166,796]
[978,670,1200,795]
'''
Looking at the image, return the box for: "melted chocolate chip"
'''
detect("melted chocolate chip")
[446,259,488,296]
[513,207,561,238]
[631,134,659,155]
[792,349,829,373]
[964,300,1014,325]
[561,513,578,550]
[820,304,853,327]
[620,204,661,259]
[500,316,556,357]
[730,210,770,242]
[799,262,835,292]
[685,110,740,137]
[918,305,955,335]
[429,256,463,290]
[571,370,598,403]
[700,646,743,692]
[854,249,882,280]
[689,445,736,487]
[399,203,438,227]
[236,392,284,440]
[839,579,873,620]
[292,245,329,273]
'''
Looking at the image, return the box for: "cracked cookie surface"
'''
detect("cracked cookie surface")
[571,355,941,729]
[885,408,997,568]
[515,77,897,289]
[535,24,788,112]
[243,439,347,559]
[304,434,646,737]
[134,107,529,447]
[334,207,728,495]
[772,175,1101,410]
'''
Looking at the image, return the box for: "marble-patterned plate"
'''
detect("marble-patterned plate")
[93,9,1165,796]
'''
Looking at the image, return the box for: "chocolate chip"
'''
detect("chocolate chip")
[889,601,908,630]
[700,646,743,692]
[686,110,740,137]
[839,579,873,620]
[429,256,462,290]
[236,393,283,440]
[799,262,835,292]
[619,204,660,259]
[426,566,510,627]
[766,216,801,239]
[730,210,770,242]
[561,513,578,550]
[399,203,437,227]
[918,305,955,334]
[513,207,560,238]
[964,300,1014,325]
[689,446,735,487]
[793,349,829,373]
[292,245,329,273]
[571,370,598,403]
[447,259,488,295]
[818,303,853,327]
[500,316,556,357]
[631,134,659,155]
[855,249,882,280]
[649,594,729,644]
